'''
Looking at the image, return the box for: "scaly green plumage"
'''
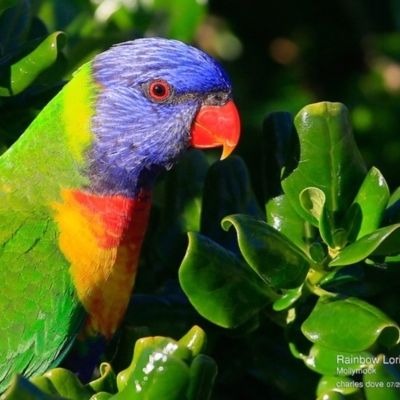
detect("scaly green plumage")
[0,63,96,388]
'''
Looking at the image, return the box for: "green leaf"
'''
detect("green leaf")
[316,391,346,400]
[316,375,363,398]
[302,296,400,352]
[300,187,326,222]
[40,368,94,399]
[303,344,376,376]
[363,354,400,400]
[114,346,190,400]
[273,285,303,311]
[309,242,329,263]
[282,102,367,227]
[1,374,66,399]
[179,232,274,328]
[178,325,207,357]
[0,31,67,96]
[330,224,400,267]
[319,202,348,249]
[90,393,113,400]
[222,214,315,289]
[266,194,312,252]
[345,167,390,243]
[186,355,217,400]
[86,363,117,395]
[116,336,166,392]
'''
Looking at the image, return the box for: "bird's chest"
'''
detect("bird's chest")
[52,189,151,337]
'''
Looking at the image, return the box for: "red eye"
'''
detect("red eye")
[149,80,171,101]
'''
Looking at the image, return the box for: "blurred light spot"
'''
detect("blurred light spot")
[196,0,208,4]
[352,106,373,132]
[269,38,299,65]
[215,32,242,60]
[196,16,242,61]
[304,355,316,369]
[92,0,138,23]
[383,62,400,92]
[140,0,154,7]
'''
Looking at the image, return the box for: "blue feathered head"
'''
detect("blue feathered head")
[89,37,240,197]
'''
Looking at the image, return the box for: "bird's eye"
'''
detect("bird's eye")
[148,80,171,101]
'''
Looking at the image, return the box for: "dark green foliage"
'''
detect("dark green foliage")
[181,103,400,399]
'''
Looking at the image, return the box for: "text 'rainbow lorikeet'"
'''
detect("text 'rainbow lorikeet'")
[0,37,240,391]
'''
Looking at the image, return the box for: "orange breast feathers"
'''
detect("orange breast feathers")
[52,189,152,338]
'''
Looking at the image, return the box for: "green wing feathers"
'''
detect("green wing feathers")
[0,63,97,391]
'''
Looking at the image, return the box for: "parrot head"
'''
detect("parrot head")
[89,37,240,196]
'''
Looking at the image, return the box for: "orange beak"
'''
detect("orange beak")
[190,100,241,160]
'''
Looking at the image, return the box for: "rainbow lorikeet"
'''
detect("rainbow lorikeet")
[0,37,240,390]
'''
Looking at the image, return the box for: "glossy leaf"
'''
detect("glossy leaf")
[362,354,400,400]
[1,374,66,399]
[266,193,311,252]
[222,214,314,289]
[302,296,400,352]
[116,337,181,392]
[90,393,112,400]
[309,242,329,263]
[0,31,67,96]
[114,346,190,400]
[114,330,218,400]
[330,223,400,267]
[41,368,94,399]
[319,202,348,249]
[316,390,347,400]
[303,343,375,376]
[178,325,207,357]
[345,167,390,243]
[282,102,367,227]
[316,375,363,398]
[87,363,117,395]
[186,355,217,400]
[273,285,303,311]
[179,232,274,328]
[300,187,326,222]
[26,375,61,398]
